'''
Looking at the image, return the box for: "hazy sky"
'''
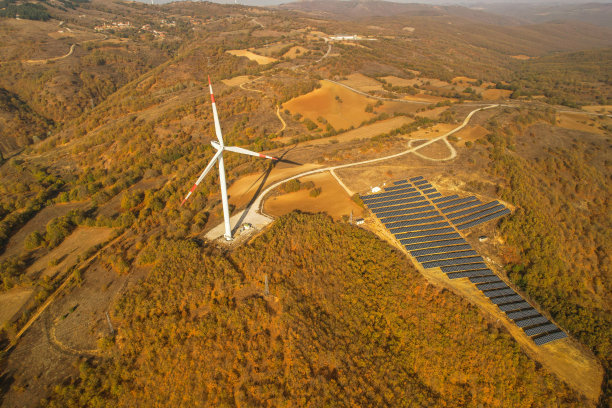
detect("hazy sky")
[144,0,611,5]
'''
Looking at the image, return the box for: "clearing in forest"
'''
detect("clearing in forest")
[221,75,253,87]
[263,172,362,220]
[581,105,612,114]
[226,49,277,65]
[339,73,383,92]
[26,227,115,280]
[282,46,309,59]
[454,125,490,143]
[482,89,512,100]
[1,201,90,260]
[556,112,611,135]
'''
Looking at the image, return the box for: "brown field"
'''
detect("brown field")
[402,93,454,103]
[0,201,90,260]
[409,123,456,139]
[556,112,611,135]
[0,287,33,326]
[482,89,512,100]
[251,29,285,38]
[283,81,377,130]
[263,172,362,220]
[340,73,383,92]
[226,49,277,65]
[454,125,490,143]
[379,100,423,116]
[416,106,450,119]
[511,54,531,60]
[451,76,478,85]
[227,163,322,210]
[252,42,290,57]
[283,46,309,59]
[581,105,612,114]
[221,75,253,87]
[26,227,115,280]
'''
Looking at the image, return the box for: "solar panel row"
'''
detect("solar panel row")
[422,256,484,269]
[416,250,478,263]
[476,281,508,291]
[396,227,456,240]
[447,270,492,279]
[389,221,449,233]
[361,186,415,200]
[432,194,459,204]
[441,199,482,216]
[375,203,431,215]
[506,308,539,320]
[484,288,516,298]
[362,190,420,205]
[439,196,478,210]
[448,201,498,219]
[379,210,440,221]
[457,209,511,230]
[384,215,444,229]
[384,184,415,192]
[393,179,408,185]
[422,188,437,195]
[491,294,523,305]
[368,196,426,210]
[533,330,567,345]
[453,204,506,225]
[417,184,433,191]
[515,315,548,328]
[400,232,461,245]
[469,275,500,284]
[404,238,467,251]
[410,244,472,257]
[441,263,488,273]
[413,179,427,185]
[427,193,442,199]
[376,202,431,217]
[410,176,424,182]
[524,323,558,337]
[499,301,530,313]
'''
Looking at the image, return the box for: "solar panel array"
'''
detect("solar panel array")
[361,177,567,345]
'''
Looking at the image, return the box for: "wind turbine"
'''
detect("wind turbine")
[181,76,278,241]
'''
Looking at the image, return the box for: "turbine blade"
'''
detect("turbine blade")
[208,76,224,146]
[224,145,278,160]
[180,150,222,206]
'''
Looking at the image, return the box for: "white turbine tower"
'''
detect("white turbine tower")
[181,76,278,241]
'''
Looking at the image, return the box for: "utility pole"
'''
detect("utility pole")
[264,274,269,296]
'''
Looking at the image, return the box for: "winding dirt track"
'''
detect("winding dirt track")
[24,43,76,64]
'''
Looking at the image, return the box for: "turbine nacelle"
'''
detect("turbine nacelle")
[211,140,223,151]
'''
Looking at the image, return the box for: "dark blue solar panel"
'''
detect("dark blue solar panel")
[427,193,442,199]
[389,221,449,233]
[441,263,488,273]
[452,204,506,225]
[484,288,516,298]
[469,275,499,284]
[363,190,421,205]
[384,215,444,229]
[524,323,558,337]
[441,199,482,214]
[515,315,548,328]
[383,184,415,192]
[410,176,424,182]
[506,308,539,320]
[373,203,431,215]
[533,330,567,345]
[457,209,511,230]
[417,184,433,191]
[404,238,467,251]
[422,256,484,269]
[416,250,478,263]
[400,233,461,245]
[438,196,477,209]
[498,301,530,312]
[393,179,408,185]
[378,210,439,221]
[422,188,437,195]
[491,294,523,305]
[361,186,415,200]
[410,244,472,257]
[447,270,492,279]
[368,196,426,210]
[447,201,498,219]
[432,195,459,204]
[395,227,456,240]
[476,281,508,291]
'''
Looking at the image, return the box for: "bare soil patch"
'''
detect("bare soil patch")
[226,49,277,65]
[556,112,610,135]
[264,172,362,220]
[339,73,383,92]
[26,227,115,280]
[221,75,253,87]
[581,105,612,114]
[282,45,308,59]
[454,125,489,143]
[1,201,90,261]
[412,140,453,160]
[0,288,33,326]
[482,89,512,100]
[511,54,531,60]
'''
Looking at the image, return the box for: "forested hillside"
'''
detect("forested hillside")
[44,213,587,407]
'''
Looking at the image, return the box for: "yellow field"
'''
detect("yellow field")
[511,54,531,60]
[451,76,478,85]
[283,81,377,130]
[27,227,115,280]
[221,75,253,87]
[340,73,383,92]
[556,112,610,135]
[482,89,512,100]
[454,125,490,143]
[283,46,309,59]
[226,49,277,65]
[0,288,33,326]
[264,172,363,220]
[581,105,612,114]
